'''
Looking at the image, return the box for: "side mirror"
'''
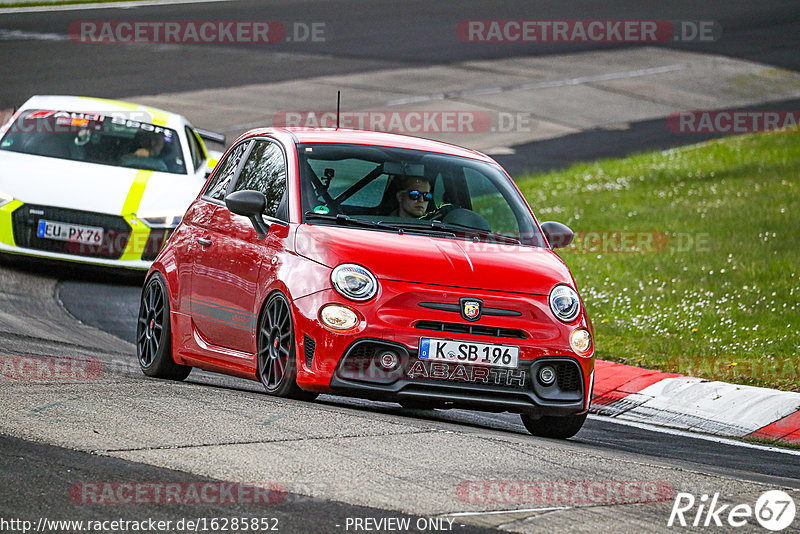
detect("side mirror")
[226,190,269,239]
[541,221,574,249]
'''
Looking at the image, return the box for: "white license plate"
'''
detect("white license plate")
[37,220,104,245]
[419,337,519,369]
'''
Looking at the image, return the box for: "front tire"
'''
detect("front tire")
[520,413,587,439]
[137,273,191,380]
[257,292,317,401]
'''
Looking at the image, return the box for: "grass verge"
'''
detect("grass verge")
[518,130,799,392]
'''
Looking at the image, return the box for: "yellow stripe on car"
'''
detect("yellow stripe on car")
[78,96,139,111]
[119,170,152,261]
[0,200,24,246]
[147,110,169,127]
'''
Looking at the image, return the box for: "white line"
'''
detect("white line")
[0,29,68,40]
[0,0,236,14]
[443,506,571,517]
[588,414,800,456]
[386,64,686,106]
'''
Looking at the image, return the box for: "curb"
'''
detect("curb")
[591,360,800,445]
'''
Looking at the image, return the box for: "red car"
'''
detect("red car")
[137,128,594,438]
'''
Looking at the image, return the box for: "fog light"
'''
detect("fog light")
[538,365,556,386]
[319,304,358,331]
[378,350,400,371]
[570,328,592,355]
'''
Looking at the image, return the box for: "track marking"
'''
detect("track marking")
[0,29,68,41]
[0,0,237,14]
[442,506,571,517]
[588,414,800,456]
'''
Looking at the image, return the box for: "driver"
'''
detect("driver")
[392,175,432,218]
[128,131,165,159]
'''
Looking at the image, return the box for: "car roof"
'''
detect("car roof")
[17,95,188,130]
[240,127,498,164]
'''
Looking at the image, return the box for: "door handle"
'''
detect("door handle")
[196,237,212,247]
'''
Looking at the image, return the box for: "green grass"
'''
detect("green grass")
[517,131,800,392]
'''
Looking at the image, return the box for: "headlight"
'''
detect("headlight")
[331,263,378,301]
[319,304,359,331]
[0,191,12,208]
[570,328,592,355]
[549,284,581,322]
[140,214,183,228]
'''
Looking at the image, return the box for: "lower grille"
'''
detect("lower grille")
[303,335,316,368]
[415,320,526,340]
[555,362,581,392]
[12,204,132,260]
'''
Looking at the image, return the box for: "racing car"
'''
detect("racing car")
[137,127,594,438]
[0,95,225,270]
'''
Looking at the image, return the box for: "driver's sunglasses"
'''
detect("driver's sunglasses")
[406,190,433,201]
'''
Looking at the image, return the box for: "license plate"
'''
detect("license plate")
[37,220,104,245]
[419,337,519,369]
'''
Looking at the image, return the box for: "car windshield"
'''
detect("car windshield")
[298,143,546,247]
[0,110,187,175]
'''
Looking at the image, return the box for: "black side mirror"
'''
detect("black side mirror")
[225,190,269,239]
[541,221,574,249]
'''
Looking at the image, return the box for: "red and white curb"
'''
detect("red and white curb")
[591,360,800,445]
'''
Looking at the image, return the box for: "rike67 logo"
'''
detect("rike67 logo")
[668,490,796,531]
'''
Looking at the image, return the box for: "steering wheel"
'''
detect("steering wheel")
[441,208,491,232]
[120,156,169,172]
[422,203,458,221]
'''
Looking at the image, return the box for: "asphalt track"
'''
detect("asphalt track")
[2,1,800,532]
[1,0,799,108]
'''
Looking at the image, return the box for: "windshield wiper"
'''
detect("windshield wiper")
[305,212,457,238]
[304,212,390,230]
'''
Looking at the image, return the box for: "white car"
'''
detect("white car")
[0,95,225,270]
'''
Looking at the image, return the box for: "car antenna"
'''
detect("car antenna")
[336,90,341,130]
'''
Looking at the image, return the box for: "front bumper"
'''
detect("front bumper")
[291,282,594,417]
[0,200,171,270]
[330,338,586,417]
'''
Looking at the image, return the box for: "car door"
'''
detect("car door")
[190,137,290,356]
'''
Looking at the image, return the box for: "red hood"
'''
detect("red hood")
[295,225,573,296]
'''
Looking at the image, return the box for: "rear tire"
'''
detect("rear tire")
[257,292,318,401]
[137,273,191,380]
[520,413,586,439]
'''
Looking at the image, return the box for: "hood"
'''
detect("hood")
[295,224,573,296]
[0,151,203,216]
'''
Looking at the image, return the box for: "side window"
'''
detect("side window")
[185,127,204,171]
[464,167,520,236]
[204,140,250,201]
[233,140,287,220]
